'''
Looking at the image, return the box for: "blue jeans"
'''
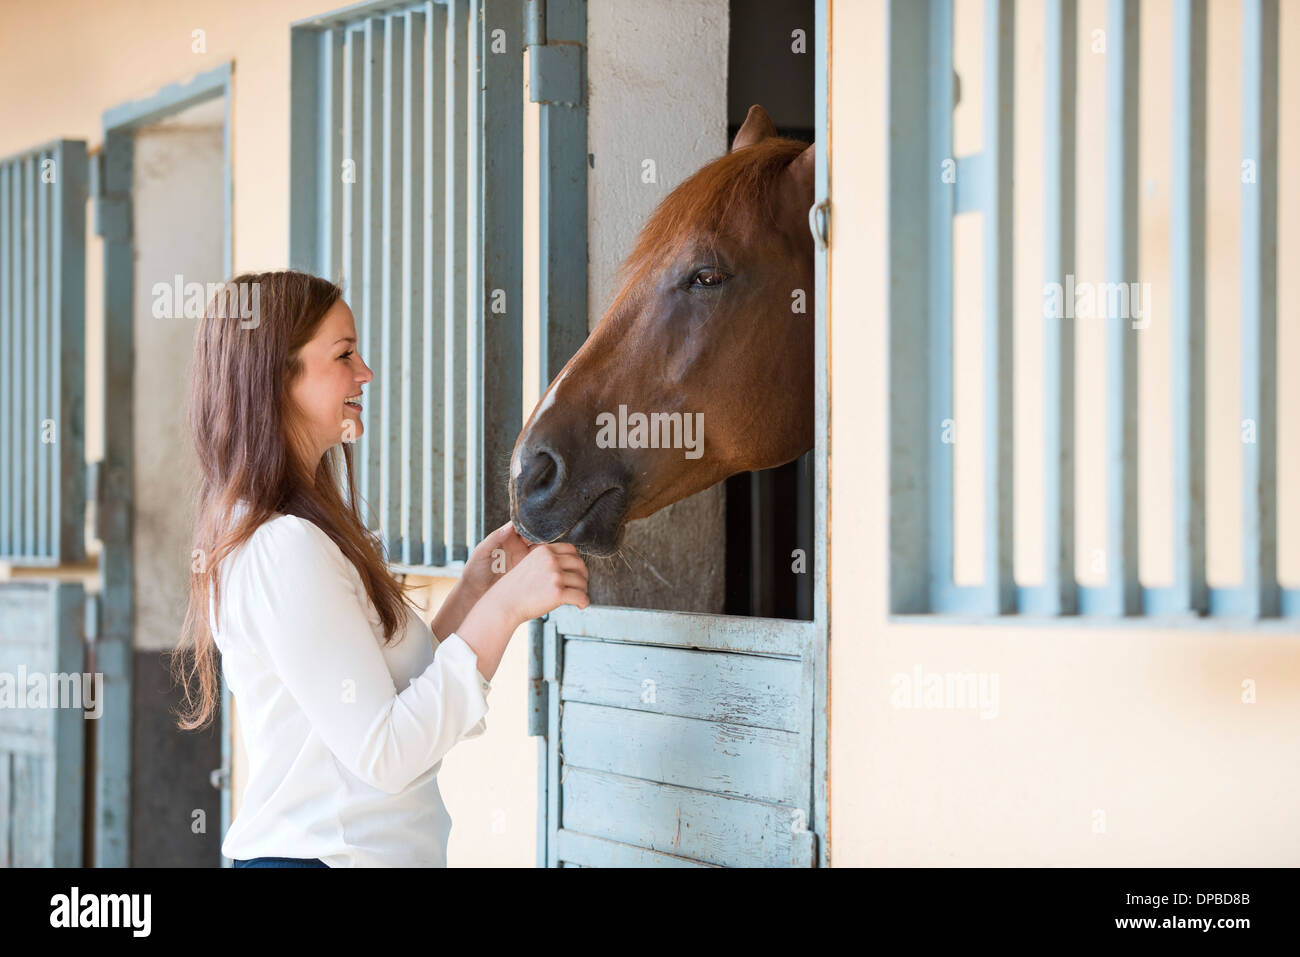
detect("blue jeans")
[233,856,328,868]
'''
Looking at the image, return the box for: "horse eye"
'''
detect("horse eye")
[690,268,729,288]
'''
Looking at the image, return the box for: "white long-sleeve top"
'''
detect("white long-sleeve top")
[211,509,491,867]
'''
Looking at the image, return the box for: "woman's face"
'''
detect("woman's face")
[288,299,373,466]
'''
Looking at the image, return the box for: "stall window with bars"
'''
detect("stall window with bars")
[887,0,1293,621]
[0,140,87,567]
[289,0,523,571]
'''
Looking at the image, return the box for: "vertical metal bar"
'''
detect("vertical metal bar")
[360,17,385,526]
[479,0,526,535]
[1043,0,1077,615]
[445,0,468,563]
[23,155,38,559]
[1105,0,1139,615]
[53,139,86,565]
[466,0,482,547]
[927,0,955,608]
[16,159,29,558]
[1171,0,1207,614]
[381,14,406,556]
[343,28,364,307]
[342,27,364,515]
[424,0,448,565]
[983,0,1015,613]
[403,9,426,566]
[0,162,10,556]
[319,28,344,282]
[1241,0,1279,618]
[887,0,936,612]
[289,28,324,272]
[811,0,829,868]
[532,0,588,431]
[36,150,50,559]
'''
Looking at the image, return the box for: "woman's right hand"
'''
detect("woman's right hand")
[453,542,590,683]
[491,542,590,626]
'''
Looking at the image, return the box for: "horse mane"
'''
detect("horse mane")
[607,136,810,313]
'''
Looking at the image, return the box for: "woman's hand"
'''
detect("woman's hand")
[431,522,533,641]
[461,521,533,602]
[487,542,590,626]
[452,542,590,682]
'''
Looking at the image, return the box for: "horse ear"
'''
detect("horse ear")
[785,141,815,195]
[731,104,777,152]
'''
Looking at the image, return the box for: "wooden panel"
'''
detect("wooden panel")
[560,767,801,868]
[560,701,803,805]
[560,638,803,732]
[555,828,719,868]
[0,581,86,867]
[550,604,813,658]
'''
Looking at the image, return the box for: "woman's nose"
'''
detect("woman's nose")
[357,360,374,383]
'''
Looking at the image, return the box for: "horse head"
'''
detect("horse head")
[510,105,815,556]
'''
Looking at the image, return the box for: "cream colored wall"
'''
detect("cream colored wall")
[830,0,1300,865]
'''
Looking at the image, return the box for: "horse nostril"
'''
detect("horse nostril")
[517,446,564,503]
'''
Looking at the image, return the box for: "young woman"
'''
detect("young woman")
[172,270,589,867]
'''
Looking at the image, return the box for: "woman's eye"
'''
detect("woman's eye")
[690,268,729,288]
[339,350,353,360]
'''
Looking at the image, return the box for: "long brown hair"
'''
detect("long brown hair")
[170,269,412,732]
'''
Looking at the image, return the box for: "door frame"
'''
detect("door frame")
[95,61,233,867]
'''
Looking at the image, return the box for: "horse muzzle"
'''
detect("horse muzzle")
[509,440,630,556]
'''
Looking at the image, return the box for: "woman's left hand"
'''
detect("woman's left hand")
[432,521,536,642]
[461,521,535,604]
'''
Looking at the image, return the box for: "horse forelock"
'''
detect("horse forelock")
[604,137,810,318]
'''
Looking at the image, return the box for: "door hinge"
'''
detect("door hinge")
[527,617,548,737]
[808,198,830,251]
[525,0,583,106]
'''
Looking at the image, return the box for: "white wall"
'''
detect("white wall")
[131,97,225,653]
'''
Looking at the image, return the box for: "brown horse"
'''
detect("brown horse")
[509,105,815,556]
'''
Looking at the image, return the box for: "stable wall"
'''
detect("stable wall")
[828,0,1300,865]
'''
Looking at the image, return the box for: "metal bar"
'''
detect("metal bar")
[466,0,481,548]
[0,162,11,556]
[886,0,936,612]
[1043,0,1077,615]
[983,0,1015,613]
[1240,0,1279,618]
[13,159,27,556]
[360,17,386,525]
[1171,0,1207,614]
[811,0,829,866]
[23,156,37,557]
[381,13,406,555]
[402,8,426,566]
[444,0,468,562]
[289,32,323,272]
[928,0,954,608]
[1105,0,1139,615]
[320,28,345,281]
[533,0,588,415]
[54,140,88,565]
[479,0,526,535]
[35,150,50,559]
[424,0,448,565]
